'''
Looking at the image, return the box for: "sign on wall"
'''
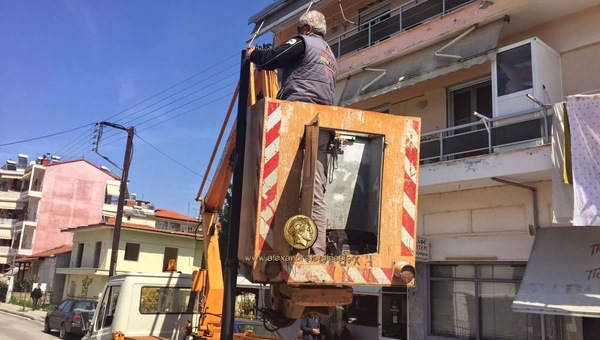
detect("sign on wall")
[416,237,429,262]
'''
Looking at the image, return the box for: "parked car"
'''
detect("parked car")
[234,318,282,338]
[44,298,98,339]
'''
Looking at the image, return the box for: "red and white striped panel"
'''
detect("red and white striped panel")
[281,263,395,284]
[257,102,282,252]
[401,120,420,257]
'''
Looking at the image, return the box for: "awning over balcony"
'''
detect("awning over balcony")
[0,201,21,209]
[0,174,22,179]
[0,229,11,239]
[248,0,324,40]
[106,180,120,197]
[339,19,505,106]
[512,227,600,318]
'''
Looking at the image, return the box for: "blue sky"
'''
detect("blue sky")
[0,1,275,216]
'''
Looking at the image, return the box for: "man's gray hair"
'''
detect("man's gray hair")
[299,10,327,37]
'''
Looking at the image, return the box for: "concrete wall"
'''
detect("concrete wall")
[418,180,551,261]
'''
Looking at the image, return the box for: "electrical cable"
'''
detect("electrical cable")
[0,123,94,147]
[135,133,204,178]
[54,34,272,159]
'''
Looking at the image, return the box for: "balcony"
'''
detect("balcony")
[14,212,38,229]
[419,107,554,194]
[9,242,33,257]
[0,218,16,227]
[328,0,475,59]
[0,190,20,200]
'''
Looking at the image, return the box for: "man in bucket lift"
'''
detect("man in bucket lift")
[246,10,338,255]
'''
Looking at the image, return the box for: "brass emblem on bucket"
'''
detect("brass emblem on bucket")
[283,215,317,250]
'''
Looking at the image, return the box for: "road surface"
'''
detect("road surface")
[0,311,57,340]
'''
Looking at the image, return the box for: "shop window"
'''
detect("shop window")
[430,263,537,339]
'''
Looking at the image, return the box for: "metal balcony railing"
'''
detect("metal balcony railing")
[327,0,475,59]
[0,218,16,226]
[0,190,20,199]
[420,108,552,164]
[12,242,33,250]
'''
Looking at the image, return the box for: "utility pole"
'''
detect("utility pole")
[96,122,135,277]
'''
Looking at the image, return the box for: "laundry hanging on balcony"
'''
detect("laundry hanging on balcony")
[566,94,600,226]
[551,101,574,224]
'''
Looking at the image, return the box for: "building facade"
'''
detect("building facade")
[57,221,203,301]
[0,154,27,272]
[4,155,119,264]
[249,1,600,339]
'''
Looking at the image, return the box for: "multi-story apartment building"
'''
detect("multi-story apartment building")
[249,1,600,339]
[0,155,28,272]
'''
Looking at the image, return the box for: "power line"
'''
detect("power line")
[54,125,96,157]
[102,53,241,123]
[0,123,95,147]
[55,37,274,161]
[135,133,204,178]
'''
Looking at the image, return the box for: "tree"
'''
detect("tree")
[80,276,93,297]
[217,185,232,272]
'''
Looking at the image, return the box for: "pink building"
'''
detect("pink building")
[11,157,118,257]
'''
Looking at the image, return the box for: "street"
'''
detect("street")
[0,311,57,340]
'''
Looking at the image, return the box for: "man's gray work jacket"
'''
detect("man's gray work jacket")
[279,33,337,105]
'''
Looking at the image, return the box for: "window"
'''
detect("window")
[170,223,181,231]
[430,263,539,339]
[58,299,73,312]
[402,0,473,31]
[496,43,532,96]
[73,300,98,311]
[381,287,407,339]
[124,243,140,261]
[76,243,84,267]
[162,247,178,272]
[359,2,390,31]
[95,285,120,330]
[139,287,192,314]
[156,221,167,230]
[93,241,102,268]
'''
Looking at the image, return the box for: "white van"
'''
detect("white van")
[82,272,193,340]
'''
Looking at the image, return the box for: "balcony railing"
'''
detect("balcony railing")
[328,0,475,59]
[420,108,552,164]
[12,242,33,250]
[0,218,16,226]
[16,213,37,223]
[0,190,20,199]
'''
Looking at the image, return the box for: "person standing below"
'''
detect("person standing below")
[300,316,321,340]
[31,283,43,310]
[247,10,338,255]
